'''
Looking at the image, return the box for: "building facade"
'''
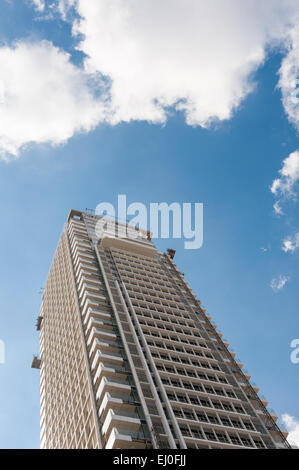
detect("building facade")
[36,209,290,449]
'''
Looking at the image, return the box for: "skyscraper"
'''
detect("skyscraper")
[35,209,290,449]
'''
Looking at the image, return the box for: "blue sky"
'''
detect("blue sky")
[0,0,299,448]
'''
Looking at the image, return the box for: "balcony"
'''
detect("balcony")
[71,239,90,252]
[234,357,243,369]
[99,393,124,419]
[250,382,259,393]
[93,363,128,388]
[269,428,289,445]
[74,253,94,269]
[269,409,278,422]
[99,392,136,421]
[75,262,98,279]
[82,299,101,317]
[77,269,98,286]
[91,350,123,370]
[100,235,157,258]
[89,337,120,359]
[78,275,101,293]
[228,349,236,358]
[73,252,94,266]
[102,409,141,437]
[80,291,106,309]
[82,298,111,318]
[83,308,111,327]
[105,428,147,449]
[75,258,97,271]
[79,283,104,298]
[281,429,289,439]
[260,396,268,407]
[87,327,116,347]
[96,377,131,403]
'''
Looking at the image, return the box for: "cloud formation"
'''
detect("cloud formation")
[278,27,299,131]
[271,151,299,198]
[282,414,299,448]
[270,275,290,292]
[67,0,299,127]
[0,41,105,160]
[31,0,45,12]
[1,0,299,159]
[271,150,299,214]
[282,233,299,252]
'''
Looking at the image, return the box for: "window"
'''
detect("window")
[230,419,243,429]
[191,428,203,439]
[219,417,231,427]
[229,435,241,445]
[243,421,254,431]
[184,411,195,420]
[216,432,229,443]
[174,409,183,418]
[207,415,219,424]
[212,401,222,410]
[182,382,192,390]
[180,426,191,437]
[167,393,176,401]
[253,440,265,449]
[234,405,245,414]
[193,384,203,392]
[222,403,233,411]
[240,436,254,447]
[200,399,210,408]
[190,397,200,405]
[204,430,217,441]
[171,380,181,387]
[177,394,188,403]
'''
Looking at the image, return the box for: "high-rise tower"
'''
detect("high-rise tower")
[35,209,289,449]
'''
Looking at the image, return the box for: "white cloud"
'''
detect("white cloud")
[2,0,299,159]
[271,150,299,214]
[270,275,290,292]
[58,0,299,127]
[278,27,299,131]
[282,233,299,252]
[282,414,299,448]
[0,40,105,160]
[56,0,76,20]
[260,245,271,253]
[273,201,284,216]
[271,151,299,198]
[32,0,45,12]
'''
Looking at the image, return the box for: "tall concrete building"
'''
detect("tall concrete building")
[35,209,290,449]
